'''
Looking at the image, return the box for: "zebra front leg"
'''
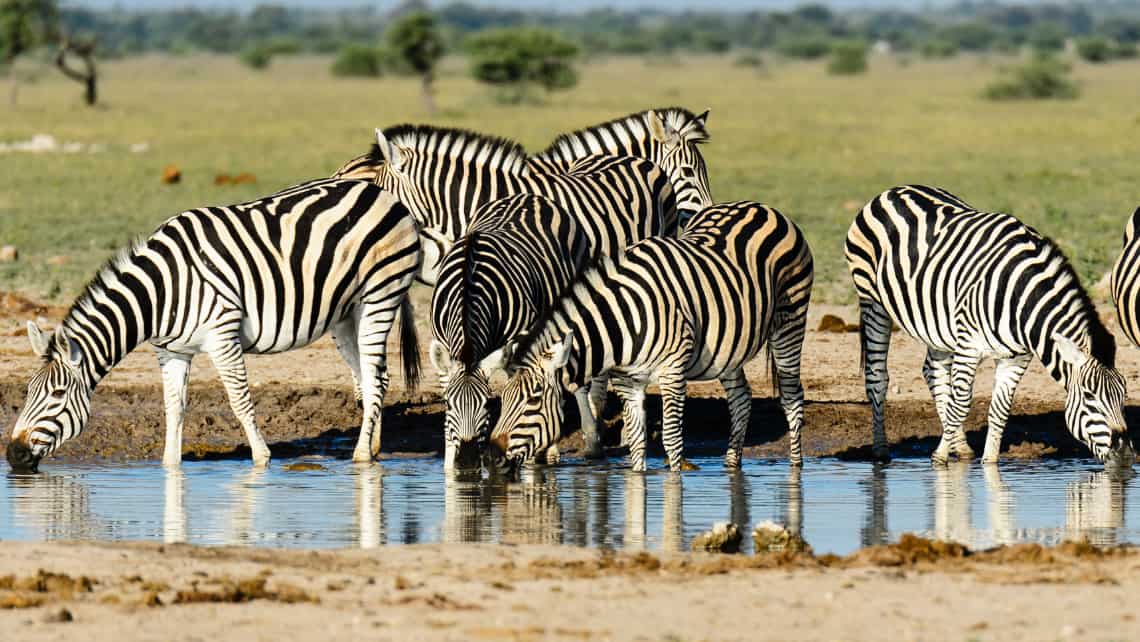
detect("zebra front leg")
[922,349,954,427]
[332,317,363,408]
[859,300,893,461]
[157,349,193,468]
[982,355,1031,464]
[931,352,981,465]
[720,369,751,469]
[612,377,649,472]
[206,336,271,467]
[353,303,398,463]
[575,377,606,459]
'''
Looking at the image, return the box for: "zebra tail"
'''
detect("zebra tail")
[857,315,868,376]
[766,345,779,398]
[399,296,422,391]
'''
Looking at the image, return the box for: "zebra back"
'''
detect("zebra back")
[431,194,589,370]
[1111,207,1140,347]
[534,107,713,226]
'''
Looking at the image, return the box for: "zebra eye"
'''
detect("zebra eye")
[50,389,66,400]
[1083,391,1096,403]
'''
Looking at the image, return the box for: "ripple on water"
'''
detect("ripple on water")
[1,457,1135,555]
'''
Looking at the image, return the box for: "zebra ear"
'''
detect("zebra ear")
[54,328,84,368]
[375,128,404,171]
[479,342,514,374]
[27,321,51,357]
[1054,333,1090,369]
[545,332,574,374]
[429,339,451,375]
[646,111,680,150]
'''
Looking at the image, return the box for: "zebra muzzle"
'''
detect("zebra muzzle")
[6,438,41,474]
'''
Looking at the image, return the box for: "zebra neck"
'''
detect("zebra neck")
[1030,314,1093,388]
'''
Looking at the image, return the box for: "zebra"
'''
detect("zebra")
[532,107,714,227]
[332,124,677,284]
[5,179,421,473]
[1111,207,1140,348]
[845,185,1133,467]
[429,194,593,469]
[487,201,814,473]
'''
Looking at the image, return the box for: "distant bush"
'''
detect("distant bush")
[920,39,958,59]
[239,46,272,70]
[1076,36,1114,62]
[331,44,382,77]
[983,56,1078,101]
[1028,22,1067,54]
[1114,41,1139,58]
[262,38,302,56]
[466,28,579,103]
[828,40,868,75]
[734,52,765,68]
[777,36,831,60]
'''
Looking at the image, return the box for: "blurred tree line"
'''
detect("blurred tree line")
[41,0,1140,61]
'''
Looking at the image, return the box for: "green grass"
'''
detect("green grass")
[2,53,1139,304]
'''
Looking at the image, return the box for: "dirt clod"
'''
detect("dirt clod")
[43,607,73,623]
[691,522,743,553]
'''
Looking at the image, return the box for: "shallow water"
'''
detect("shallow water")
[1,457,1136,555]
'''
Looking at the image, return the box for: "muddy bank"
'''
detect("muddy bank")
[1,538,1138,642]
[1,379,1131,465]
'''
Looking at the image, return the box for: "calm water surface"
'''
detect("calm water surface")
[1,457,1135,555]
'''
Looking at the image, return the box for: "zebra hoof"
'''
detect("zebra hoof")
[871,447,891,463]
[930,452,949,467]
[789,457,803,468]
[351,451,374,464]
[956,447,975,461]
[581,441,605,460]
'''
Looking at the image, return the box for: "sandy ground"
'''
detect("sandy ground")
[1,538,1139,642]
[2,288,1138,463]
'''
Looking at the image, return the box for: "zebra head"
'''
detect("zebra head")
[1055,334,1133,467]
[6,322,94,473]
[431,339,512,470]
[488,333,575,474]
[646,109,713,224]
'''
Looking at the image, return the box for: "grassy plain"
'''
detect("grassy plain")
[1,52,1139,303]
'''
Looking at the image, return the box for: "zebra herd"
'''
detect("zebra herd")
[5,107,1137,476]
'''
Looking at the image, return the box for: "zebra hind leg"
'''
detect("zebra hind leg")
[157,349,193,468]
[332,316,363,409]
[769,306,808,466]
[931,352,981,465]
[205,333,271,467]
[576,375,608,459]
[612,377,649,472]
[659,372,695,472]
[859,299,893,461]
[352,302,399,463]
[982,355,1031,464]
[720,369,751,469]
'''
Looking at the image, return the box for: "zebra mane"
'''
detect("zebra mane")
[50,236,150,360]
[507,253,619,370]
[538,107,710,158]
[1028,229,1116,367]
[368,124,529,176]
[458,231,479,368]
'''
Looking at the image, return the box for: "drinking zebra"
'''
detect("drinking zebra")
[488,201,814,473]
[1111,207,1140,348]
[5,179,421,473]
[532,107,714,226]
[332,124,677,284]
[429,194,594,469]
[845,185,1133,466]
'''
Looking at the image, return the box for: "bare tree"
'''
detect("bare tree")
[55,34,97,106]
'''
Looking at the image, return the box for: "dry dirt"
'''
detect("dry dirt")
[2,289,1138,464]
[1,537,1138,642]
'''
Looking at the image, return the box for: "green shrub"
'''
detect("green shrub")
[331,44,382,77]
[734,52,765,68]
[1076,36,1114,63]
[1114,41,1139,58]
[827,40,868,75]
[920,39,958,59]
[983,56,1078,101]
[466,28,579,103]
[777,36,832,60]
[239,46,272,70]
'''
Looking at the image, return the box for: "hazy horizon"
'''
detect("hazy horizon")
[63,0,1046,12]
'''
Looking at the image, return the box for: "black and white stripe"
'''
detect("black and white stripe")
[845,185,1132,466]
[333,125,677,284]
[489,201,814,472]
[1111,207,1140,348]
[532,107,714,227]
[429,194,593,469]
[6,179,421,472]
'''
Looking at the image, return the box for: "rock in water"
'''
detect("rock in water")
[691,522,742,553]
[752,520,809,554]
